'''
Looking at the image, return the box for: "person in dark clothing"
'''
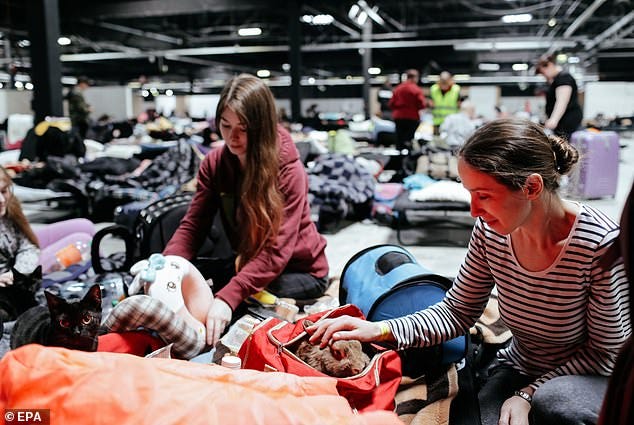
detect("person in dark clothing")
[66,77,92,140]
[163,74,329,346]
[535,54,583,140]
[377,81,393,120]
[389,69,426,150]
[597,182,633,425]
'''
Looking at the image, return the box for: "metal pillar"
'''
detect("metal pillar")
[362,20,372,119]
[288,0,303,121]
[29,0,64,124]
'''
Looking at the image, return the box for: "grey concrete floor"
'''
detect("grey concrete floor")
[325,136,634,279]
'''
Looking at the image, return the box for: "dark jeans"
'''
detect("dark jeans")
[267,272,329,300]
[479,361,608,425]
[394,119,420,151]
[199,255,329,301]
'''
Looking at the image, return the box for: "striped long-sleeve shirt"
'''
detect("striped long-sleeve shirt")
[388,204,630,390]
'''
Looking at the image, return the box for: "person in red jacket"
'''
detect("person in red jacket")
[164,74,329,345]
[388,69,426,150]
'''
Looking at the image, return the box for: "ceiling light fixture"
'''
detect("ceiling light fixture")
[57,36,71,46]
[257,69,271,78]
[556,53,568,63]
[357,1,384,25]
[478,63,500,71]
[368,67,381,75]
[348,4,360,20]
[348,1,382,26]
[512,63,529,71]
[301,14,334,25]
[238,27,262,37]
[61,76,78,85]
[501,14,532,23]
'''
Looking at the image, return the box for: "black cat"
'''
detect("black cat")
[10,283,102,352]
[0,266,42,323]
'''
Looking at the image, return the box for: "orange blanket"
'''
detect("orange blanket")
[0,344,401,425]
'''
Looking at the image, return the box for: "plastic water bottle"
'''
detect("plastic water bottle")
[52,241,90,271]
[327,130,337,152]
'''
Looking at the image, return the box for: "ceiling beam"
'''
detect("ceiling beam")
[584,10,634,50]
[563,0,608,37]
[64,0,273,19]
[60,36,583,62]
[85,20,184,45]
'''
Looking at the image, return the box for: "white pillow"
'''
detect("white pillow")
[408,180,471,204]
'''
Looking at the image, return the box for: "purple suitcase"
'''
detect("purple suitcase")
[569,130,619,199]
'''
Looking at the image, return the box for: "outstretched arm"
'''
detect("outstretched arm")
[307,315,394,348]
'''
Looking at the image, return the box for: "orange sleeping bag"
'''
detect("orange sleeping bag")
[0,344,401,425]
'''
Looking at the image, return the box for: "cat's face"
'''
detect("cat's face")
[324,340,370,377]
[12,266,42,294]
[299,319,371,378]
[45,283,102,351]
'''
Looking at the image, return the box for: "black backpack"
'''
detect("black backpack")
[93,192,234,286]
[135,192,199,259]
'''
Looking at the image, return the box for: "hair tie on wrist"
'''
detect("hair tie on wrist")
[377,321,391,341]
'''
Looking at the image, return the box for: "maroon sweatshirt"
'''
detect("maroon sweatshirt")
[163,125,328,310]
[388,80,426,121]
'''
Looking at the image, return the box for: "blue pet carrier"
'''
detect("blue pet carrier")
[340,244,467,376]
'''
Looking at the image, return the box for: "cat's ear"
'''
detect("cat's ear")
[330,343,346,361]
[84,284,102,308]
[11,266,42,278]
[45,290,64,310]
[32,265,42,278]
[10,267,24,278]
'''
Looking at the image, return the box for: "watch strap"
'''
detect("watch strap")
[514,390,533,404]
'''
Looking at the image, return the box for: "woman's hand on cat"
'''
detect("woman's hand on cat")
[206,298,232,346]
[0,270,14,287]
[307,315,383,349]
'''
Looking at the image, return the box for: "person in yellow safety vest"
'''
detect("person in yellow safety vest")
[429,71,461,134]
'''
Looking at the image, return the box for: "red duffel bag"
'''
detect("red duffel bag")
[238,304,402,412]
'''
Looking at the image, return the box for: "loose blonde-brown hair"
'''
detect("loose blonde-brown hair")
[215,74,283,266]
[0,166,39,247]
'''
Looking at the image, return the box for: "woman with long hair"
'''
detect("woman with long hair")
[164,74,329,345]
[0,165,40,322]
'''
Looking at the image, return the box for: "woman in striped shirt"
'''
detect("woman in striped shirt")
[309,118,630,425]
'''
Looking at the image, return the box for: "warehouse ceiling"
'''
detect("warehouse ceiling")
[1,0,633,92]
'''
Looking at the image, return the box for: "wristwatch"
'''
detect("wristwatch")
[514,390,533,404]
